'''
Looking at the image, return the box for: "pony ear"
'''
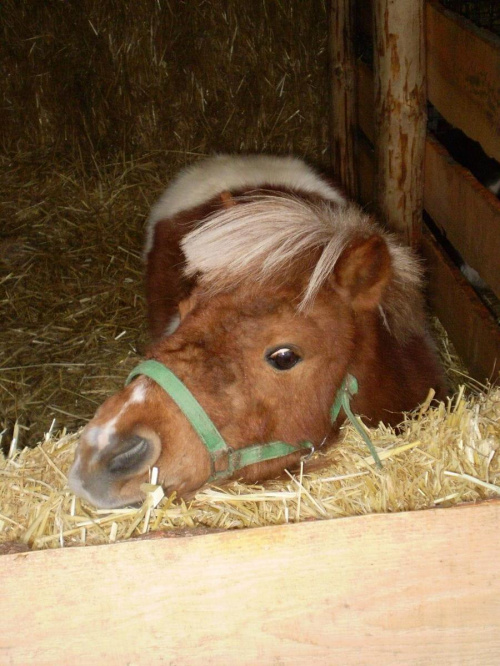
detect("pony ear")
[333,235,392,310]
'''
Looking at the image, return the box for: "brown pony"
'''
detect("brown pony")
[69,155,446,508]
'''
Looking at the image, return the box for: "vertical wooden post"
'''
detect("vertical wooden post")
[373,0,426,246]
[330,0,358,200]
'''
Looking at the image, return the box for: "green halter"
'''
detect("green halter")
[125,359,381,484]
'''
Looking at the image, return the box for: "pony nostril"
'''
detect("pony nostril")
[108,434,157,475]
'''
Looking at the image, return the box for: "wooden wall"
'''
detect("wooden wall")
[331,0,500,382]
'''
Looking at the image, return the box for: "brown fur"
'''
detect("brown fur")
[69,179,447,509]
[146,186,342,340]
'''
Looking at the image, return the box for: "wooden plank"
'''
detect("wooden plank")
[425,133,500,298]
[329,0,358,198]
[356,63,500,294]
[422,226,500,382]
[2,503,500,665]
[426,0,500,162]
[356,4,500,167]
[373,0,426,245]
[339,128,500,379]
[353,18,500,379]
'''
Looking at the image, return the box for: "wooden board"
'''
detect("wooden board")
[356,61,500,295]
[355,1,500,165]
[424,134,500,298]
[426,0,500,162]
[329,0,358,198]
[2,502,500,665]
[372,0,426,245]
[352,5,500,380]
[422,226,500,382]
[339,99,500,380]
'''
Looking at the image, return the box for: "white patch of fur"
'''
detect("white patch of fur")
[181,195,424,340]
[86,380,147,451]
[143,155,345,256]
[129,382,147,404]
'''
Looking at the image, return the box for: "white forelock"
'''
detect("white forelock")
[181,194,424,336]
[143,154,345,256]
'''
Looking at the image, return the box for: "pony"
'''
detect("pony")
[69,155,446,508]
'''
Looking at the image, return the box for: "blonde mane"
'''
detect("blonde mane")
[181,195,425,339]
[144,154,345,257]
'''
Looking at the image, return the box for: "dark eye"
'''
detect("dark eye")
[266,347,302,371]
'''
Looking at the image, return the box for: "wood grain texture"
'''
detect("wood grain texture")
[353,0,500,167]
[373,0,426,245]
[352,6,500,380]
[422,226,500,382]
[352,138,500,377]
[329,0,358,198]
[2,502,500,665]
[426,0,500,163]
[424,134,500,299]
[356,66,500,297]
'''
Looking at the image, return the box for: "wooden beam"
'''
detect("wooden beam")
[344,135,500,380]
[372,0,426,245]
[425,133,500,299]
[421,226,500,382]
[426,0,500,163]
[356,63,500,294]
[329,0,358,198]
[353,0,500,164]
[2,503,500,664]
[353,10,500,379]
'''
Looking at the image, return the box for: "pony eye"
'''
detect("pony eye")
[266,347,302,371]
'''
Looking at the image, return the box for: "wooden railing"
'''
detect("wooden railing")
[331,0,500,381]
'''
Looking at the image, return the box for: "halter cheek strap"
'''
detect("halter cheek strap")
[329,374,382,467]
[126,360,312,483]
[125,359,381,485]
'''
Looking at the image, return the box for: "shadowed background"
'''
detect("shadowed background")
[0,0,330,446]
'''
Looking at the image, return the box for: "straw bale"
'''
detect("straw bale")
[1,384,498,551]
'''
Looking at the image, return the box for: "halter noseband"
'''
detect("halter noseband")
[125,359,381,485]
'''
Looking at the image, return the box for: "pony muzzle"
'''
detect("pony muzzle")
[69,427,162,509]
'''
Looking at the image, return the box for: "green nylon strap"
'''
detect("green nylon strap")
[126,360,228,458]
[126,359,382,482]
[125,360,311,482]
[330,375,383,469]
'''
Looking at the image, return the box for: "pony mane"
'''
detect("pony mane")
[181,195,426,340]
[144,154,344,256]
